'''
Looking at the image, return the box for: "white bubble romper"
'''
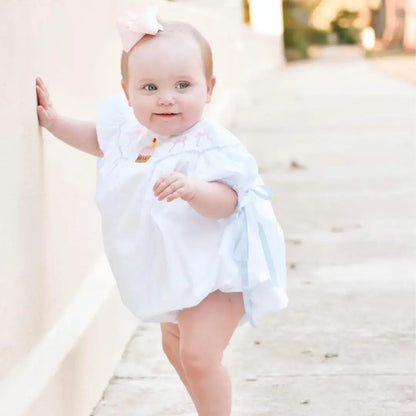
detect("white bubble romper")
[95,94,288,325]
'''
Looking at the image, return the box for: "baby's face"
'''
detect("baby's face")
[123,34,215,136]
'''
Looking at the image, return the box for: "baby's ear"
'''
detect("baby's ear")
[206,76,216,103]
[121,80,131,106]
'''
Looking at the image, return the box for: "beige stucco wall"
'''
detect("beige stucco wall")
[0,1,139,415]
[0,1,284,415]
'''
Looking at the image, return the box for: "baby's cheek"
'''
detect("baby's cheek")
[132,102,151,124]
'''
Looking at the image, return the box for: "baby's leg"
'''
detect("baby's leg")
[160,322,196,403]
[177,290,244,416]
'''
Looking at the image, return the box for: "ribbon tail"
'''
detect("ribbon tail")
[236,208,256,327]
[258,222,278,286]
[241,259,255,327]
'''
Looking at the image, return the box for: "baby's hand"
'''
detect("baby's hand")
[36,77,58,130]
[153,173,196,203]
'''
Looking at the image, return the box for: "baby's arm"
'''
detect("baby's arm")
[187,179,237,218]
[153,173,237,219]
[36,77,103,157]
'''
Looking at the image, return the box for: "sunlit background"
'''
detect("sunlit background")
[250,0,415,81]
[1,1,414,415]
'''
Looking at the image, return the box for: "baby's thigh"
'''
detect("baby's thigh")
[160,322,180,343]
[160,322,180,354]
[161,322,179,337]
[178,290,244,359]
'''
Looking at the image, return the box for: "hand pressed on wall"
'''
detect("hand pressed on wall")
[36,77,58,130]
[34,77,101,157]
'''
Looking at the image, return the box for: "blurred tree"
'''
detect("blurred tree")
[330,9,360,44]
[283,0,327,61]
[242,0,250,24]
[309,1,380,31]
[282,0,311,60]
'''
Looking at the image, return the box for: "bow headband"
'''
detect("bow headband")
[116,5,163,53]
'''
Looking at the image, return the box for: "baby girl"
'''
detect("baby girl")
[36,7,287,415]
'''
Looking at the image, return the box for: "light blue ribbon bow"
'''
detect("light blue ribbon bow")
[233,185,278,327]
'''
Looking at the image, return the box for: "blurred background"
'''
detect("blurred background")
[0,1,414,416]
[280,0,415,58]
[270,0,415,81]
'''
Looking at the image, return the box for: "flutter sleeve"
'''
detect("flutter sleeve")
[188,140,287,326]
[189,142,261,209]
[96,93,133,154]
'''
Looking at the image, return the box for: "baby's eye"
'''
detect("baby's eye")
[144,84,157,91]
[176,81,190,90]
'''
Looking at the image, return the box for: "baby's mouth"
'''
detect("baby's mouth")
[154,112,179,118]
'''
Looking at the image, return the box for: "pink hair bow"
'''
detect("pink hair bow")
[116,5,163,53]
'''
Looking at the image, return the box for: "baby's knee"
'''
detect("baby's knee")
[180,345,222,377]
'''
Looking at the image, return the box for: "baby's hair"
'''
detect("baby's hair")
[121,21,213,84]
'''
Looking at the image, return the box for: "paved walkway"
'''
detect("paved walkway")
[371,53,416,84]
[90,46,416,416]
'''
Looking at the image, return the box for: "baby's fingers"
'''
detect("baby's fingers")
[36,76,48,94]
[36,85,50,109]
[37,100,57,130]
[36,77,54,107]
[155,180,181,200]
[153,177,165,193]
[166,189,183,202]
[153,173,181,195]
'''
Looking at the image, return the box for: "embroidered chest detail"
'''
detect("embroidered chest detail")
[135,138,157,163]
[196,130,214,147]
[167,129,214,153]
[169,135,188,153]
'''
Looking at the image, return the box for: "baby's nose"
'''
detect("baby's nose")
[157,95,175,106]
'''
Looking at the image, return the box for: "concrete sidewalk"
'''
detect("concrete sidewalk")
[90,48,416,415]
